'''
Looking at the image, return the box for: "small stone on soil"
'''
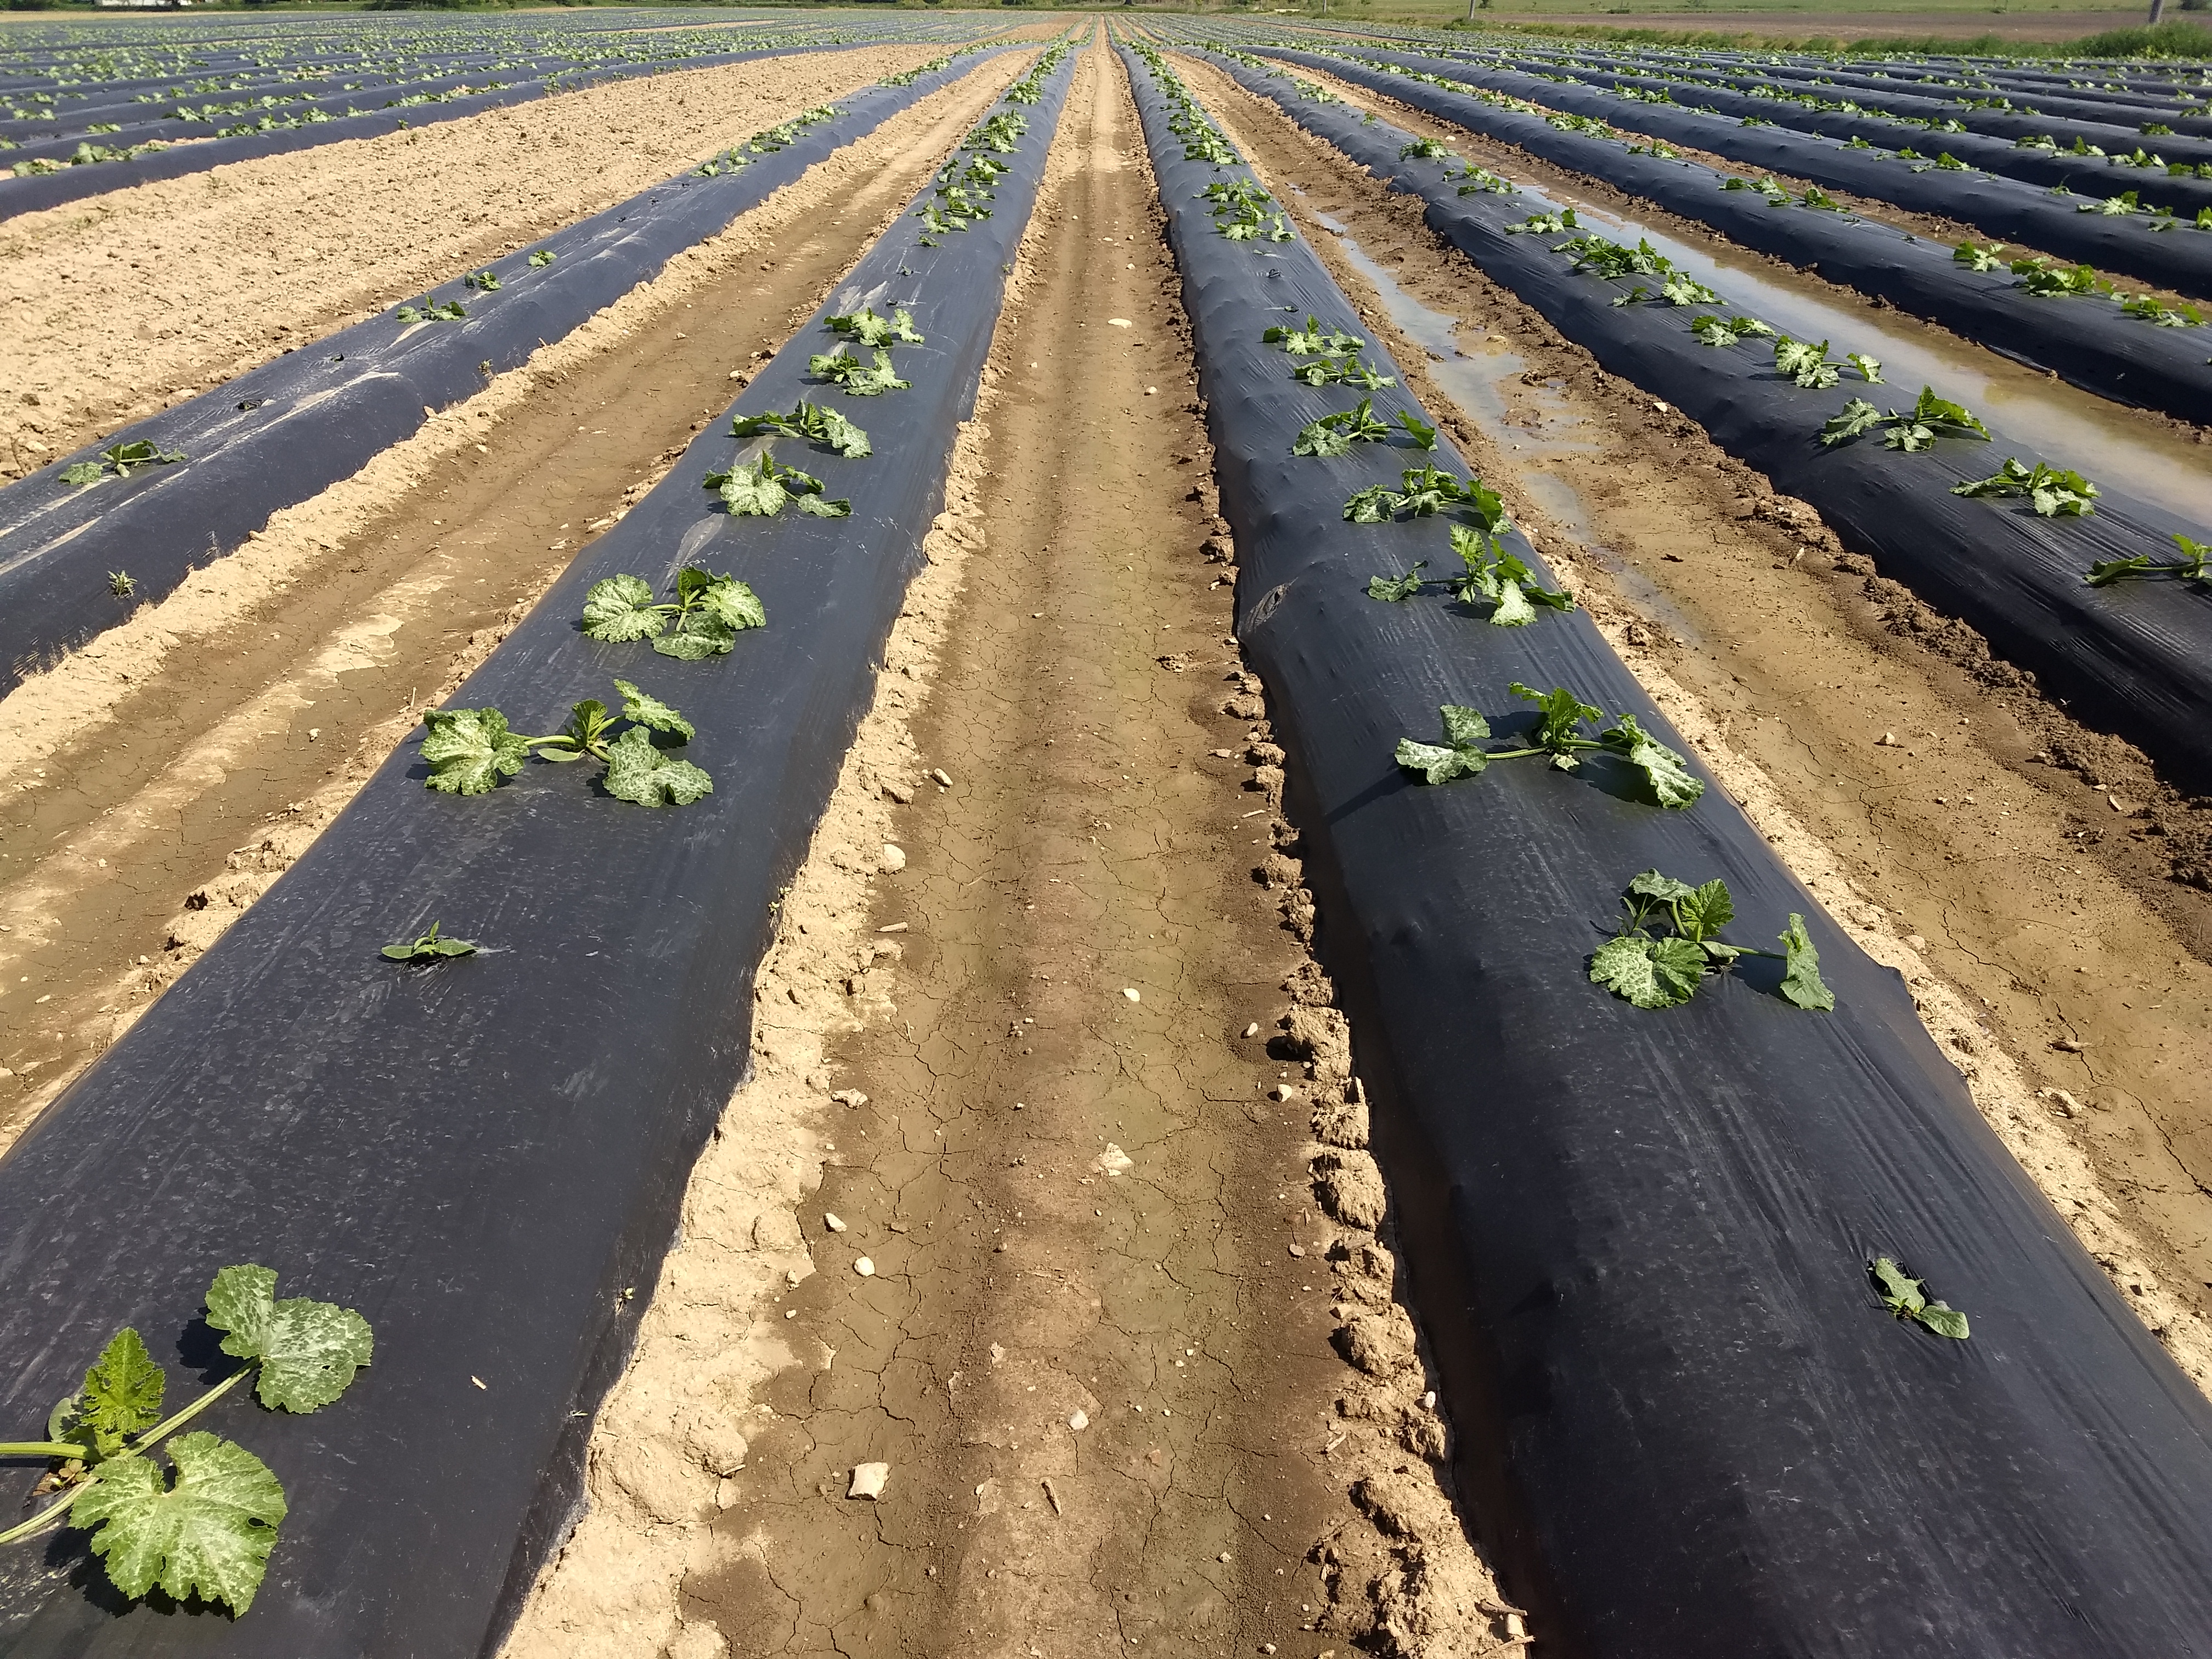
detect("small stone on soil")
[854,1257,876,1277]
[825,1213,848,1233]
[847,1463,889,1500]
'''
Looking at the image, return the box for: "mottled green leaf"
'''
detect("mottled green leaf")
[581,574,665,642]
[602,725,714,806]
[205,1265,374,1413]
[1395,738,1483,785]
[1589,935,1708,1008]
[72,1434,286,1613]
[420,707,531,795]
[614,679,696,741]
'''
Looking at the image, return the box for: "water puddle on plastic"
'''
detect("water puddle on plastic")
[1310,205,1708,646]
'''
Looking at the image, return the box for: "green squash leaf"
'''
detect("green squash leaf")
[72,1434,287,1613]
[64,1328,166,1460]
[1778,914,1836,1011]
[1590,934,1709,1008]
[602,725,714,806]
[614,678,696,741]
[580,574,665,643]
[1395,738,1483,785]
[420,707,531,795]
[205,1264,374,1413]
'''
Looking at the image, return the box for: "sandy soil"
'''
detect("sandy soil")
[0,42,952,479]
[501,37,1516,1659]
[0,53,1035,1145]
[1177,48,2212,1391]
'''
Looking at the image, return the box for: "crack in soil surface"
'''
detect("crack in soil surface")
[503,37,1517,1659]
[0,53,1034,1148]
[1177,47,2212,1388]
[0,42,967,476]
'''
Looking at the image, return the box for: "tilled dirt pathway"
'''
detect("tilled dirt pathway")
[504,37,1515,1659]
[0,41,965,475]
[1176,49,2212,1387]
[0,54,1031,1146]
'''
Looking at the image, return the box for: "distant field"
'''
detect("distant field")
[1215,0,2210,49]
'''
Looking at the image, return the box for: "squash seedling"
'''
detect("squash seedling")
[61,441,184,487]
[1820,386,1990,452]
[582,567,765,659]
[381,921,476,963]
[0,1266,372,1616]
[1396,685,1704,809]
[1871,1256,1971,1339]
[1953,458,2098,517]
[1589,868,1834,1011]
[419,679,711,806]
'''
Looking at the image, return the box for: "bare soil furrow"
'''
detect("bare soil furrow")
[501,38,1514,1659]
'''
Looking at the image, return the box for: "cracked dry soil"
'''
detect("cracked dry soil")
[504,38,1516,1659]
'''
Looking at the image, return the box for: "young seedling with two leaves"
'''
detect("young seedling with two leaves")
[1820,386,1990,453]
[1293,397,1437,458]
[1952,458,2099,517]
[0,1265,372,1616]
[60,441,184,487]
[2087,532,2210,588]
[582,566,765,659]
[381,919,476,962]
[1395,685,1705,809]
[419,679,712,807]
[1871,1256,1971,1340]
[396,298,466,324]
[1588,868,1834,1011]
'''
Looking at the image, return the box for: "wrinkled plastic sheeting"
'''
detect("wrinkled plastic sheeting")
[1218,53,2212,794]
[1295,44,2212,299]
[0,52,1072,1659]
[0,47,1017,696]
[1124,41,2212,1659]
